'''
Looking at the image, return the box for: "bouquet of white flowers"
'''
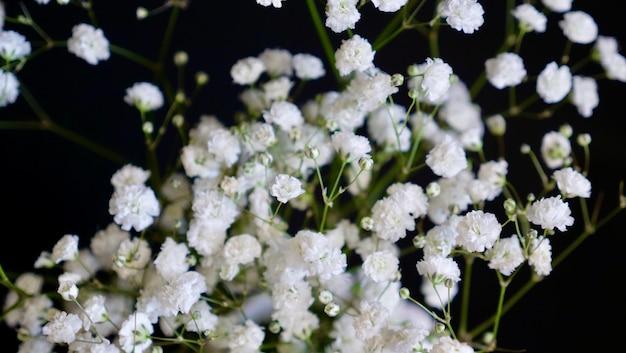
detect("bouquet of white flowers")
[1,1,625,352]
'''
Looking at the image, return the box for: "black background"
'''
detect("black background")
[1,1,625,352]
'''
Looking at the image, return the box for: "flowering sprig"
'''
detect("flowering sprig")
[1,1,625,353]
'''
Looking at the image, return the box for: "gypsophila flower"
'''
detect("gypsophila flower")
[57,279,78,301]
[527,195,574,232]
[228,319,265,353]
[372,0,408,12]
[426,134,467,178]
[439,0,485,34]
[352,300,389,340]
[334,34,375,76]
[486,236,524,276]
[540,130,572,169]
[571,75,599,118]
[118,312,153,353]
[536,61,572,103]
[51,234,79,264]
[223,233,262,265]
[270,174,305,203]
[417,255,461,284]
[110,163,151,188]
[67,23,110,65]
[153,237,190,281]
[231,56,266,85]
[257,0,284,9]
[325,0,360,33]
[559,11,598,44]
[541,0,572,13]
[362,250,399,282]
[108,184,160,232]
[485,52,527,89]
[263,100,304,132]
[456,210,502,253]
[292,53,325,80]
[0,30,31,61]
[42,311,82,344]
[528,236,553,276]
[431,336,474,353]
[512,3,547,33]
[124,82,164,112]
[331,130,372,162]
[419,57,454,102]
[0,69,19,107]
[553,167,591,198]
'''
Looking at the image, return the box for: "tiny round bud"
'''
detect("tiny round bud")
[520,143,531,154]
[391,73,404,86]
[619,195,626,209]
[444,278,454,289]
[172,114,185,127]
[325,118,338,132]
[407,64,420,77]
[358,155,374,171]
[175,91,186,104]
[151,346,164,353]
[559,124,573,138]
[486,114,506,136]
[195,71,209,86]
[318,290,333,305]
[503,198,516,216]
[527,193,536,202]
[426,182,440,197]
[258,152,273,167]
[136,7,149,19]
[305,145,320,160]
[408,88,420,100]
[361,216,374,231]
[449,74,459,84]
[142,121,154,134]
[324,302,340,317]
[399,287,411,300]
[269,321,281,334]
[412,234,426,249]
[174,51,188,66]
[576,133,592,146]
[526,228,538,240]
[435,322,446,333]
[482,331,495,344]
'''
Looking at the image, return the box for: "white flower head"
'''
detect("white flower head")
[42,311,82,344]
[417,255,461,284]
[110,164,151,189]
[124,82,164,112]
[456,210,501,253]
[325,0,361,33]
[262,100,304,131]
[426,134,467,178]
[420,57,454,102]
[270,174,305,203]
[258,47,293,77]
[0,69,19,107]
[223,233,262,265]
[540,130,571,169]
[528,236,552,276]
[553,167,591,198]
[372,0,408,13]
[256,0,284,8]
[541,0,572,13]
[536,61,572,104]
[330,130,372,162]
[292,53,325,80]
[571,75,599,118]
[0,30,31,61]
[362,250,399,282]
[485,52,527,89]
[231,56,266,85]
[431,336,474,353]
[334,34,375,76]
[439,0,485,34]
[51,234,79,264]
[486,236,524,276]
[67,23,110,65]
[118,312,154,353]
[108,184,160,232]
[512,3,547,33]
[527,195,574,232]
[559,11,598,44]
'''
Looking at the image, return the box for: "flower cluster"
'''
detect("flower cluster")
[1,1,625,353]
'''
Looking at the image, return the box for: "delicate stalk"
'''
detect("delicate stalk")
[305,0,341,86]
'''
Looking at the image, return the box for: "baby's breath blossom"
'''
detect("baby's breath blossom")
[346,70,398,111]
[263,100,304,132]
[512,3,547,33]
[416,255,461,284]
[292,53,325,80]
[334,34,375,76]
[118,312,154,353]
[270,174,305,203]
[529,236,553,276]
[51,234,79,264]
[256,0,284,9]
[124,82,164,112]
[421,277,459,309]
[431,336,474,353]
[486,236,524,276]
[371,0,408,13]
[110,164,151,188]
[571,75,599,118]
[352,300,389,340]
[153,237,190,281]
[231,56,266,85]
[0,69,19,107]
[540,130,572,169]
[330,130,372,162]
[485,52,527,89]
[541,0,572,13]
[426,134,467,178]
[42,311,82,344]
[439,0,485,34]
[362,250,399,282]
[527,195,574,232]
[325,0,360,33]
[456,210,502,253]
[536,61,572,104]
[418,57,454,102]
[228,319,265,353]
[553,167,591,198]
[67,23,110,65]
[108,184,160,232]
[258,48,292,77]
[0,30,31,61]
[559,11,598,44]
[223,233,262,266]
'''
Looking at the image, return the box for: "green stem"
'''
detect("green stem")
[305,0,341,86]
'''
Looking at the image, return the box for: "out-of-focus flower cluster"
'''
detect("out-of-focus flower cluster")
[1,1,624,353]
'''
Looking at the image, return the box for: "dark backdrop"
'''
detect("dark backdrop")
[1,1,625,352]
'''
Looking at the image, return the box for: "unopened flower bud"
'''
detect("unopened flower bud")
[269,321,281,334]
[172,114,185,128]
[526,228,538,240]
[426,182,440,197]
[449,74,459,84]
[358,155,373,171]
[361,216,374,231]
[305,145,320,160]
[324,302,340,317]
[408,88,420,100]
[559,124,573,138]
[520,144,531,154]
[577,133,591,146]
[58,281,78,301]
[412,234,425,248]
[136,7,149,19]
[174,51,188,66]
[503,198,516,216]
[399,287,410,299]
[258,152,273,167]
[482,332,495,344]
[318,290,333,304]
[142,121,154,134]
[175,91,186,103]
[527,193,535,202]
[407,64,420,77]
[486,114,506,136]
[391,73,404,86]
[435,322,446,333]
[151,346,163,353]
[195,71,209,86]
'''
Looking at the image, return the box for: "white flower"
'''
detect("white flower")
[485,52,527,89]
[118,312,154,353]
[431,336,474,353]
[416,255,461,284]
[486,236,524,276]
[256,0,284,9]
[536,61,572,104]
[231,56,266,85]
[419,57,454,102]
[334,34,375,76]
[456,210,501,253]
[110,163,151,189]
[540,130,571,169]
[352,300,389,340]
[370,197,415,242]
[51,234,79,264]
[541,0,572,13]
[153,237,190,281]
[527,196,574,232]
[559,11,598,44]
[386,182,429,219]
[228,319,265,353]
[57,279,79,301]
[108,184,160,232]
[421,277,458,309]
[512,3,547,33]
[258,48,293,77]
[439,0,485,34]
[113,237,152,280]
[292,53,325,80]
[325,0,360,33]
[346,70,398,111]
[0,30,31,61]
[362,250,399,282]
[528,236,552,276]
[158,271,207,316]
[67,23,110,65]
[270,174,305,203]
[287,229,347,280]
[124,82,164,112]
[330,130,371,162]
[553,167,591,198]
[0,69,19,107]
[42,311,82,344]
[223,233,262,265]
[262,100,304,131]
[571,75,598,118]
[207,127,242,167]
[426,134,467,178]
[371,0,408,13]
[80,295,107,329]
